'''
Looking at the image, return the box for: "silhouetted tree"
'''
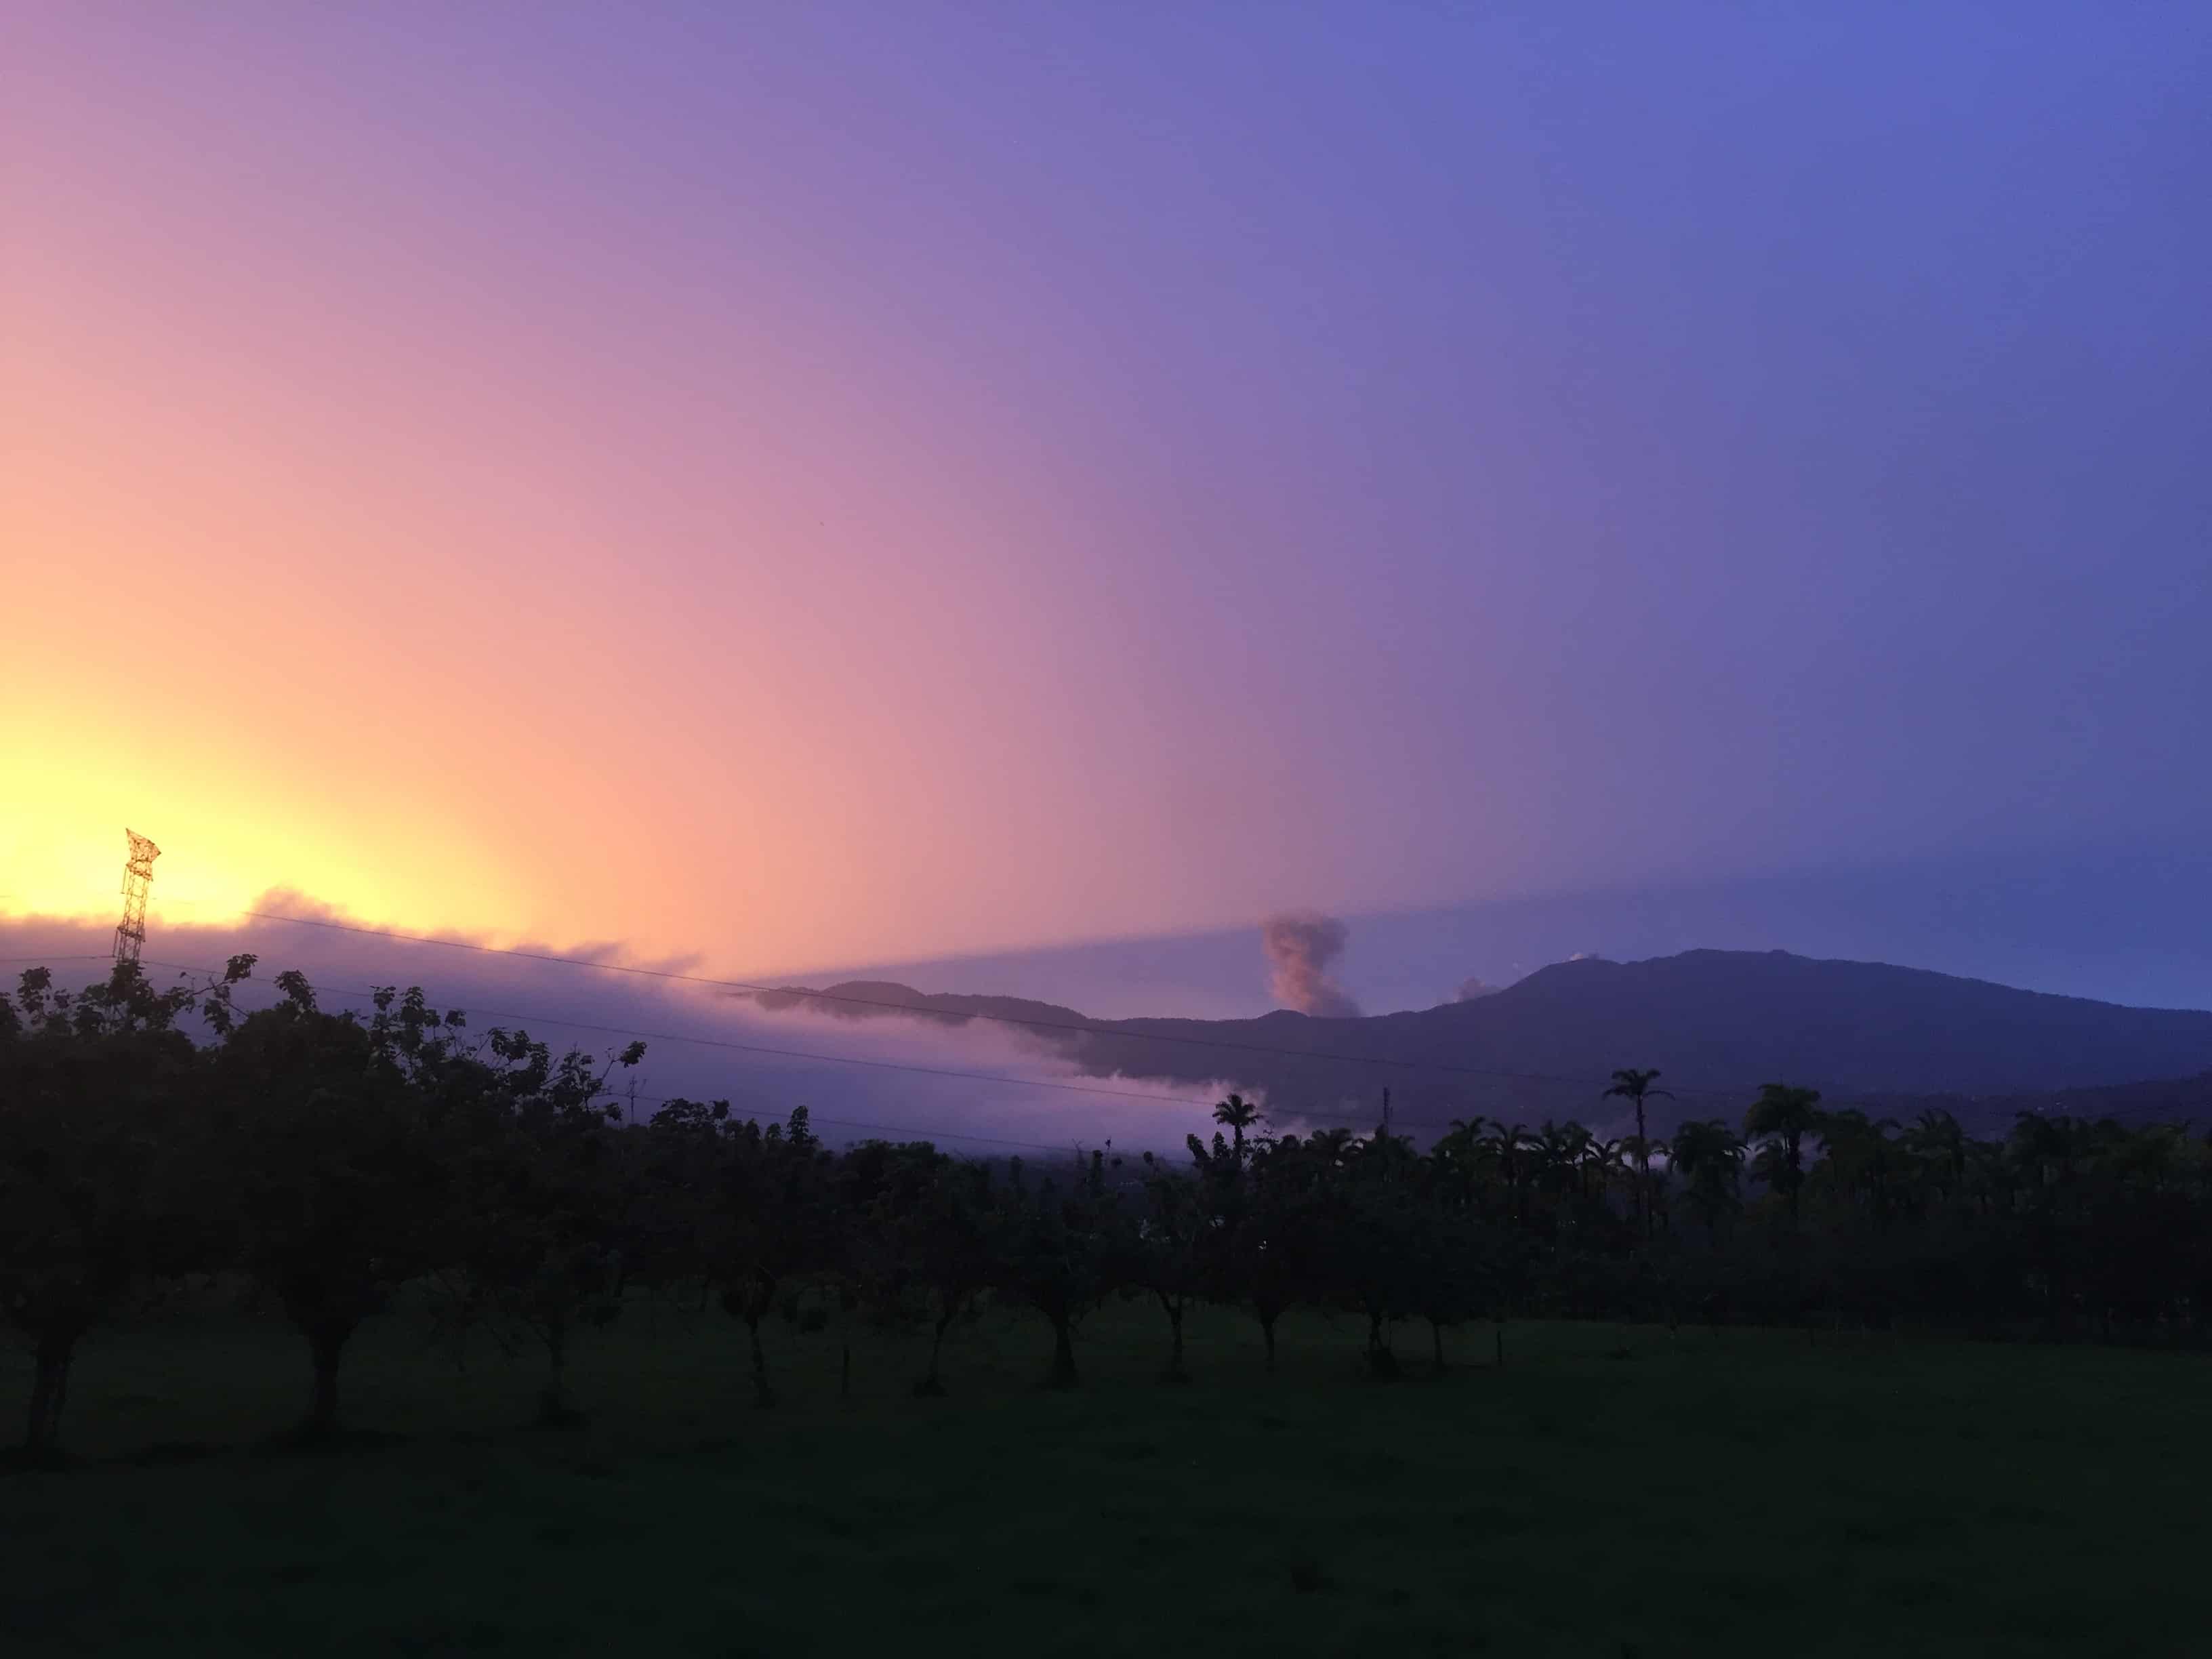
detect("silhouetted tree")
[1192,1126,1317,1370]
[1744,1084,1822,1225]
[10,950,2212,1441]
[1211,1093,1262,1166]
[1903,1109,1969,1212]
[1605,1068,1673,1239]
[0,959,249,1458]
[993,1150,1120,1389]
[649,1102,828,1408]
[460,1027,646,1424]
[1409,1163,1483,1372]
[836,1140,995,1396]
[1335,1128,1422,1377]
[1814,1110,1906,1230]
[1132,1155,1205,1382]
[211,972,451,1441]
[1669,1118,1746,1241]
[1483,1122,1534,1230]
[900,1153,996,1396]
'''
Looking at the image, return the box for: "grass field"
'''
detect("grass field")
[3,1299,2205,1657]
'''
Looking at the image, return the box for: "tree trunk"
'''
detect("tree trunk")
[746,1314,775,1409]
[1258,1307,1279,1373]
[1048,1313,1078,1389]
[22,1326,77,1459]
[1637,1101,1652,1240]
[1160,1296,1188,1384]
[1366,1308,1397,1378]
[537,1316,571,1425]
[306,1321,352,1439]
[916,1306,952,1397]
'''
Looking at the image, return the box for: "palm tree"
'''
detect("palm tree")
[1668,1118,1745,1239]
[1604,1068,1674,1239]
[1809,1109,1904,1224]
[1866,1116,1904,1223]
[1536,1121,1585,1209]
[1903,1109,1967,1210]
[1742,1082,1822,1223]
[1539,1124,1593,1185]
[1430,1117,1488,1208]
[1211,1093,1262,1166]
[1581,1135,1625,1210]
[1481,1123,1533,1227]
[1308,1126,1357,1167]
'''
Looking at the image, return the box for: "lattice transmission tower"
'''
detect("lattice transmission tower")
[115,829,161,964]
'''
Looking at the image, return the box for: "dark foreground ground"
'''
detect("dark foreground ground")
[2,1303,2205,1656]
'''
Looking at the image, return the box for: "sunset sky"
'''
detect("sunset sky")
[7,3,2209,1008]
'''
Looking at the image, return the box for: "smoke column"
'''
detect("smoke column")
[1261,912,1361,1017]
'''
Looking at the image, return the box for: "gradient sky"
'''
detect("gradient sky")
[7,3,2209,1001]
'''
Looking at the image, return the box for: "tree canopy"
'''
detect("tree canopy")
[5,958,2211,1458]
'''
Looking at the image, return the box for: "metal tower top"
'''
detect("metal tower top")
[115,829,161,964]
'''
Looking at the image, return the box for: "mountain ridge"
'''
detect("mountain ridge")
[740,949,2212,1134]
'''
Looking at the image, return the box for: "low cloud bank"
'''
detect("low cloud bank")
[0,896,1244,1158]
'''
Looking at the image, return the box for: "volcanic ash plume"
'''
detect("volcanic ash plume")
[1455,977,1504,1002]
[1261,912,1361,1017]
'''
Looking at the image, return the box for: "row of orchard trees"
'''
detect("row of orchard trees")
[6,960,2212,1459]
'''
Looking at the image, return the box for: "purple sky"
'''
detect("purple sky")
[9,3,2210,1013]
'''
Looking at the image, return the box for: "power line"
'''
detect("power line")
[207,905,1746,1103]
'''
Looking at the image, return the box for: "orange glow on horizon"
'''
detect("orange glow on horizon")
[2,6,1580,981]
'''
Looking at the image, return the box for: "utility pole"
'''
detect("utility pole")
[1380,1086,1391,1139]
[114,829,160,964]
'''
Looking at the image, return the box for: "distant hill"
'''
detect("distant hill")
[743,949,2212,1136]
